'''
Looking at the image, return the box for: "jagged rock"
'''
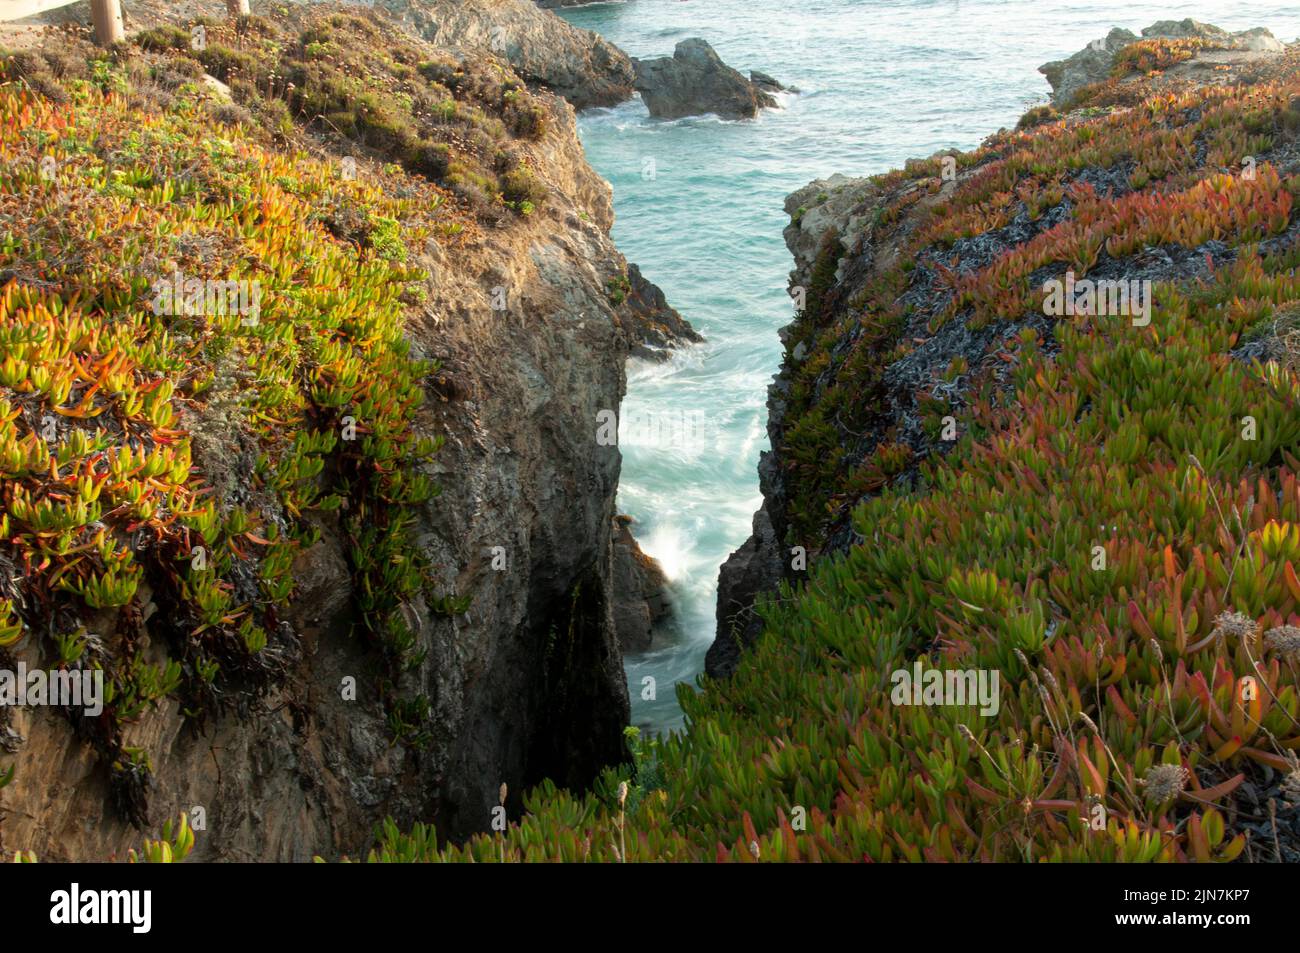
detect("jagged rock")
[610,516,672,652]
[1038,19,1287,106]
[633,38,777,120]
[1142,20,1232,43]
[1037,27,1139,106]
[376,0,636,110]
[708,505,785,679]
[1143,19,1286,54]
[784,174,879,289]
[621,263,703,362]
[1230,27,1287,54]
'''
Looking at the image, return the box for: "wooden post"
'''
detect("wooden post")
[227,0,250,17]
[90,0,124,46]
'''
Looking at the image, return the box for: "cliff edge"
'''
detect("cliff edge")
[0,2,655,859]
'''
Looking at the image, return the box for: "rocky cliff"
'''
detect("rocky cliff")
[398,18,1300,863]
[1038,18,1285,107]
[0,2,671,859]
[711,22,1300,677]
[376,0,636,110]
[254,14,1300,866]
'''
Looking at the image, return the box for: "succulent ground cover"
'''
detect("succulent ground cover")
[0,11,495,824]
[779,69,1300,544]
[135,8,551,218]
[1110,38,1226,79]
[5,9,1300,863]
[359,56,1300,862]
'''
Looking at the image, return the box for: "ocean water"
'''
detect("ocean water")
[558,0,1300,734]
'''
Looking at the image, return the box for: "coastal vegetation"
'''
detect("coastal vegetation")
[2,3,1299,864]
[376,47,1300,862]
[0,11,466,825]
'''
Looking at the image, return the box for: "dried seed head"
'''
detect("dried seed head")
[748,840,760,860]
[1140,763,1188,803]
[1210,611,1259,643]
[1149,638,1164,663]
[1041,667,1061,695]
[957,723,977,743]
[499,782,508,807]
[617,781,628,808]
[1263,625,1300,661]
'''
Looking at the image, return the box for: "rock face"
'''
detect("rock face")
[377,0,636,109]
[633,38,778,120]
[708,503,785,678]
[1037,27,1139,106]
[413,98,635,838]
[784,174,879,289]
[621,263,703,362]
[1039,19,1286,106]
[710,176,881,679]
[610,516,673,652]
[0,4,673,861]
[750,69,787,94]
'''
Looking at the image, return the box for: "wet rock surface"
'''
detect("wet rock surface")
[709,504,786,679]
[621,263,704,362]
[610,516,673,652]
[633,38,778,120]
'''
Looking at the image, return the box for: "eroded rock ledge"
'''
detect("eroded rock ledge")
[378,0,636,110]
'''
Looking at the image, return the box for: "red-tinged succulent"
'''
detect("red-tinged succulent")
[0,25,454,820]
[372,58,1300,863]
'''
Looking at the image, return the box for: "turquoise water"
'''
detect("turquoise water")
[559,0,1300,734]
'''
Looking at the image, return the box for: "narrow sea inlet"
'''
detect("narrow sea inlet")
[560,0,1300,734]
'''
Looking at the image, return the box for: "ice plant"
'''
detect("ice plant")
[0,10,489,822]
[389,51,1300,863]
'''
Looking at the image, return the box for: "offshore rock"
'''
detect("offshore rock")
[633,38,778,120]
